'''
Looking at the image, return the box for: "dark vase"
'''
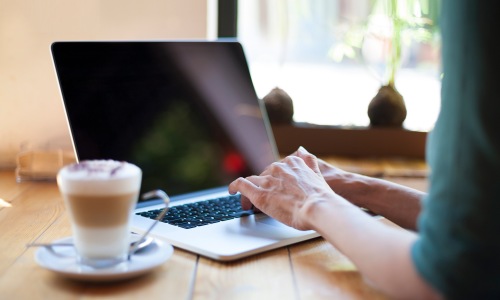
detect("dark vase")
[367,85,407,127]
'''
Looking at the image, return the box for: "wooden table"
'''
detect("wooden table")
[0,170,427,299]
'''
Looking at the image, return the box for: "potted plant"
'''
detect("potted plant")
[330,0,440,127]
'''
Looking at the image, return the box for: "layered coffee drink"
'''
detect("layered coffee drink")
[57,160,141,267]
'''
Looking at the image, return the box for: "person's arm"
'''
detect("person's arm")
[286,147,425,230]
[305,192,440,300]
[229,148,441,299]
[317,157,424,231]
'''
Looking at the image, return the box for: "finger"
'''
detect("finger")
[228,177,260,210]
[245,174,268,185]
[296,146,322,175]
[228,177,257,194]
[288,145,306,158]
[260,161,286,176]
[242,175,275,211]
[240,194,258,211]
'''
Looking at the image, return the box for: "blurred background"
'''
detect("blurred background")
[0,0,211,169]
[238,0,441,130]
[0,0,441,169]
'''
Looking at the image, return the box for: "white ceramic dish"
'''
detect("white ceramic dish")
[35,236,173,282]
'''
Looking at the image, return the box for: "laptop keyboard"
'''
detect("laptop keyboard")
[135,194,255,229]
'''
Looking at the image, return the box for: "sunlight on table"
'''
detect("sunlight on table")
[0,198,12,208]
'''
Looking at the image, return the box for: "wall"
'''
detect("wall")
[0,0,209,169]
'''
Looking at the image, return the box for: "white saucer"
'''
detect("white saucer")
[35,236,173,282]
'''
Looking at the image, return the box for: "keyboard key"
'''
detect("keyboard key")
[136,194,255,229]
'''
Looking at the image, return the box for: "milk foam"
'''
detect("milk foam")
[57,160,142,195]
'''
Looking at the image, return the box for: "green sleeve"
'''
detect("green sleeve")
[411,0,500,298]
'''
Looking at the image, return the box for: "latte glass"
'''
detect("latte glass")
[57,160,142,268]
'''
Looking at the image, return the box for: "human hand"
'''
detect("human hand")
[228,147,336,230]
[291,148,425,230]
[291,147,367,208]
[234,146,325,212]
[290,147,349,183]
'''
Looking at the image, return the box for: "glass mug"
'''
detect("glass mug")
[57,160,142,268]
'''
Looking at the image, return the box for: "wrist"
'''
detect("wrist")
[300,192,352,231]
[323,170,376,207]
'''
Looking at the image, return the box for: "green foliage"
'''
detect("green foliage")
[329,0,441,86]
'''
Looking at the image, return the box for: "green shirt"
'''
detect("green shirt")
[411,0,500,298]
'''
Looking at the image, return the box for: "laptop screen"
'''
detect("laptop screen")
[52,41,278,199]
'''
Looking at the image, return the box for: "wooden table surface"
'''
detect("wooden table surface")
[0,169,427,299]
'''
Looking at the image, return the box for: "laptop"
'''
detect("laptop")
[51,40,320,261]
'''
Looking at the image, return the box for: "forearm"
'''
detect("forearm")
[323,170,424,230]
[305,197,440,299]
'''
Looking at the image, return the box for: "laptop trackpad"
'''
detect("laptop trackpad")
[254,214,291,228]
[227,214,307,240]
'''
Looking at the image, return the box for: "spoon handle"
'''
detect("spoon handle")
[128,189,170,260]
[26,243,75,258]
[26,242,74,248]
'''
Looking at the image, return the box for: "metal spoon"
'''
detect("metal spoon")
[128,189,170,260]
[26,236,155,258]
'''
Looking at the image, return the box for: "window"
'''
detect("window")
[237,0,441,132]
